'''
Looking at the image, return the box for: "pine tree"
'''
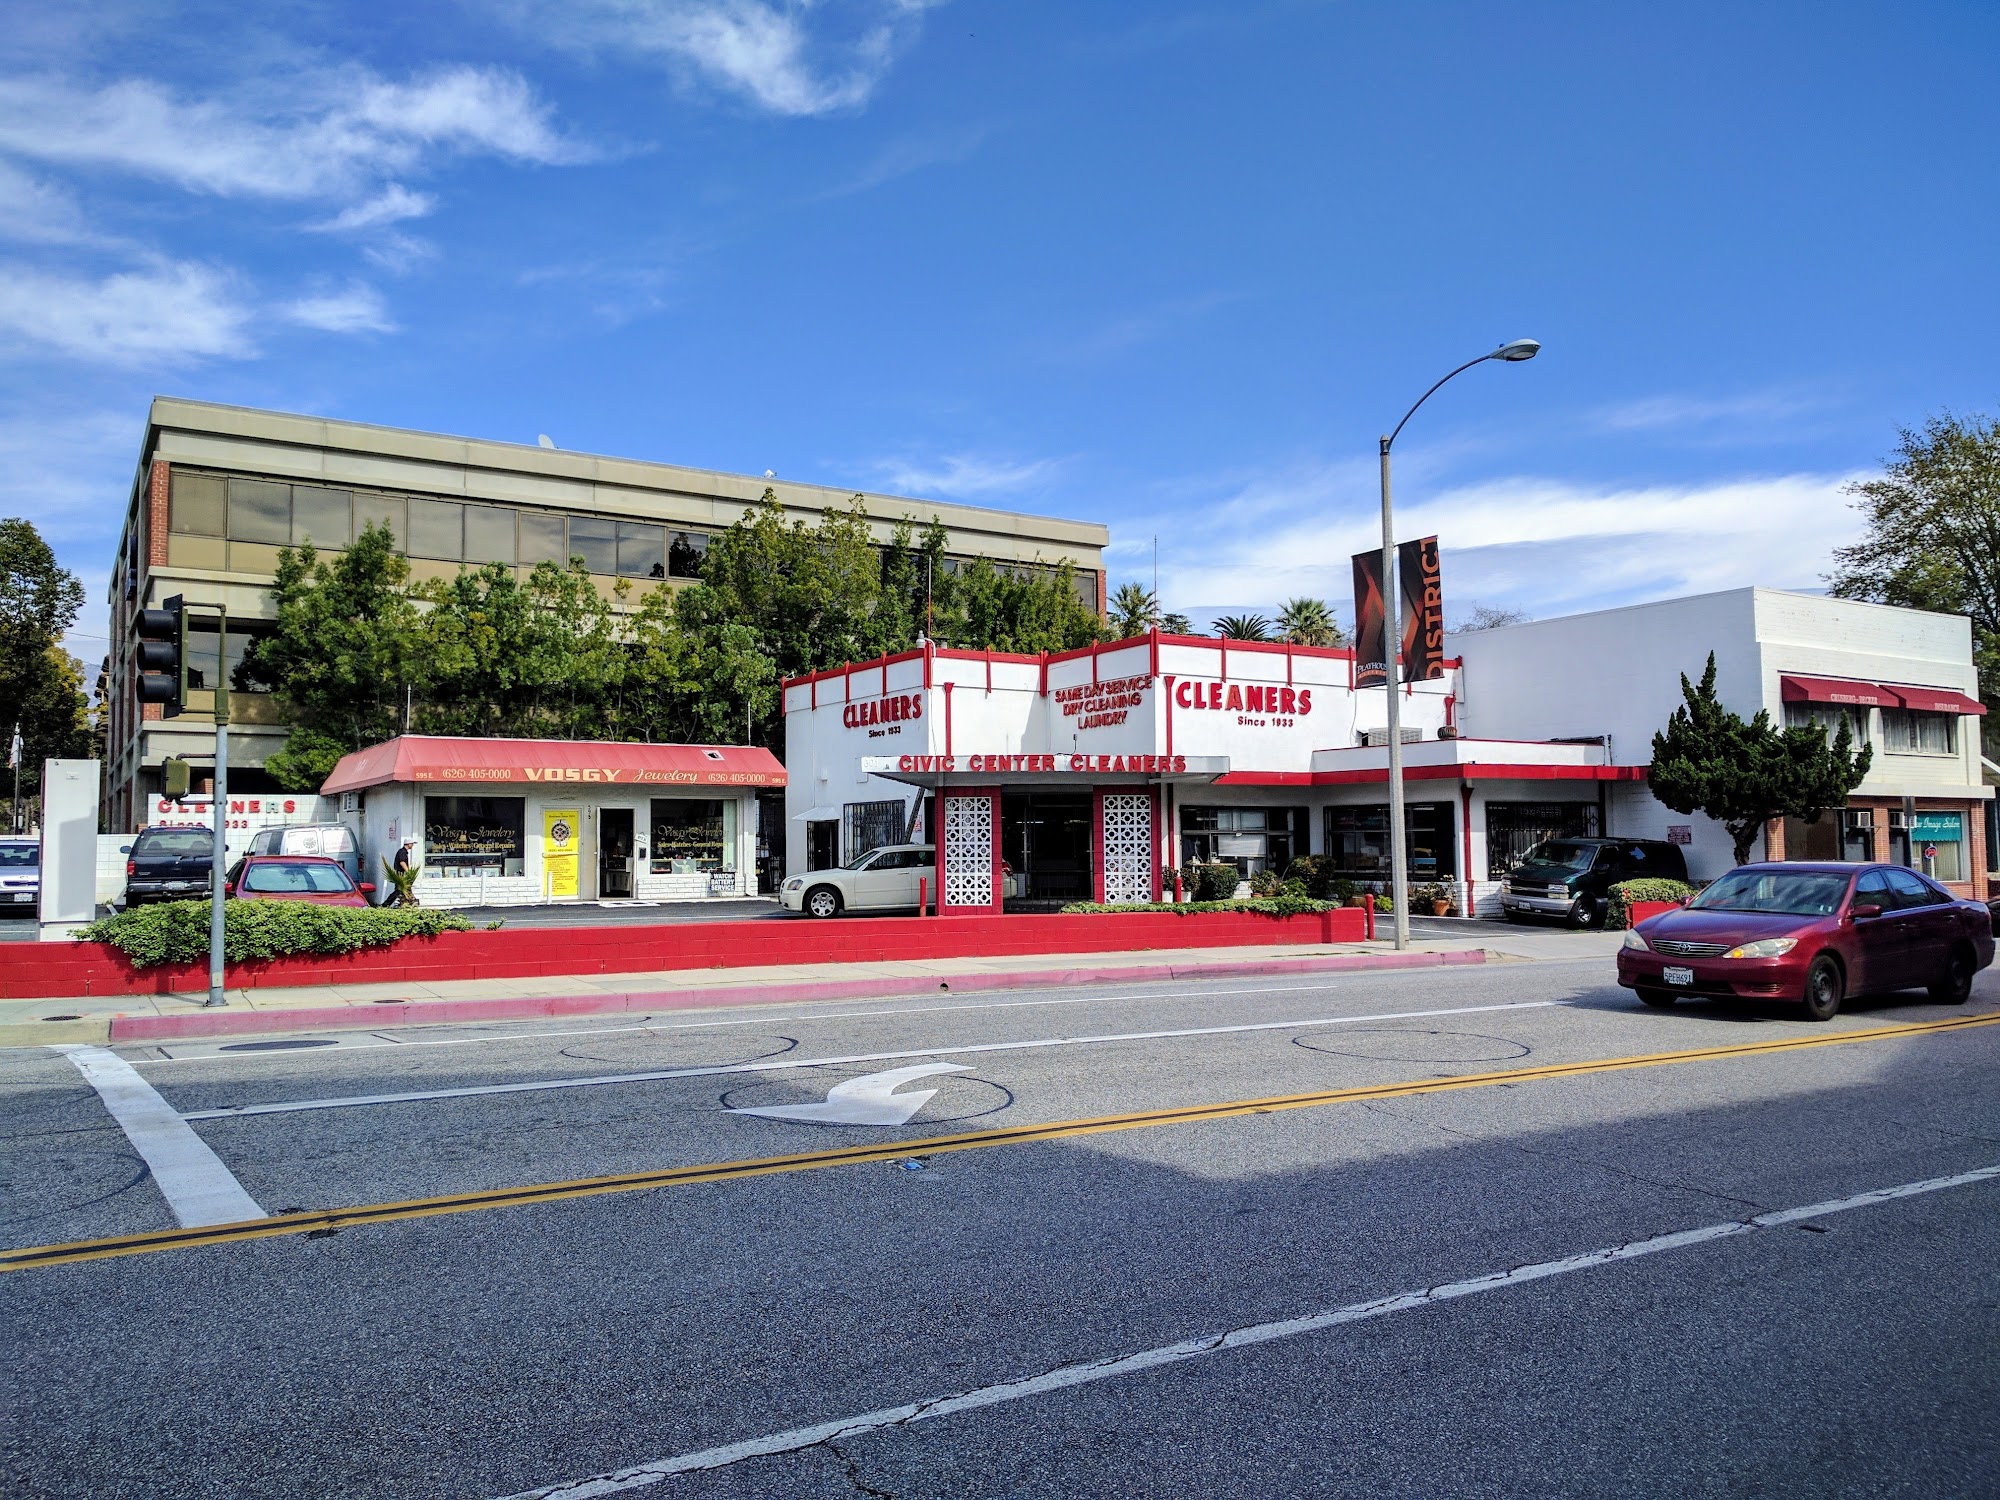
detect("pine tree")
[1648,653,1873,865]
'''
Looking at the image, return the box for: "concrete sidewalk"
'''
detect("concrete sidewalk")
[0,929,1623,1047]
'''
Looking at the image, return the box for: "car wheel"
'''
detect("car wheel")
[1567,896,1599,930]
[1636,987,1676,1009]
[1929,946,1975,1005]
[804,885,842,920]
[1800,955,1844,1022]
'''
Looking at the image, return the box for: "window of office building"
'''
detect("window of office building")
[518,512,569,567]
[844,800,906,862]
[169,472,227,536]
[1181,806,1308,876]
[617,521,666,579]
[228,478,292,543]
[651,798,736,873]
[461,505,517,566]
[352,492,406,548]
[423,796,525,876]
[669,530,707,579]
[1325,803,1457,882]
[1882,708,1956,756]
[569,516,618,575]
[290,486,351,549]
[408,499,463,561]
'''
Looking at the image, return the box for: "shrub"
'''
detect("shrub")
[1060,896,1334,917]
[1249,868,1282,898]
[1608,878,1695,929]
[78,899,474,969]
[1195,862,1242,902]
[1284,855,1338,900]
[1327,877,1359,905]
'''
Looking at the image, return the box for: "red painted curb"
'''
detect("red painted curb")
[104,949,1486,1042]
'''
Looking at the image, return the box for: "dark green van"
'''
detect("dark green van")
[1500,837,1688,928]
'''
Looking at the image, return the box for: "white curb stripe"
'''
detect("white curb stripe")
[494,1162,2000,1499]
[57,1045,266,1227]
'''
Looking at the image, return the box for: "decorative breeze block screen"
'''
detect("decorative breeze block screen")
[1101,793,1153,905]
[942,794,994,906]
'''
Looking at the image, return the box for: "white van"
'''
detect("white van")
[245,824,361,884]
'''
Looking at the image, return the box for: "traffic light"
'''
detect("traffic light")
[163,757,192,800]
[133,594,187,716]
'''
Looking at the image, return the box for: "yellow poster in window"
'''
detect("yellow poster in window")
[543,808,581,899]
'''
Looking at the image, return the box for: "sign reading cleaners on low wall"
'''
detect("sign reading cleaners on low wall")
[1352,535,1445,686]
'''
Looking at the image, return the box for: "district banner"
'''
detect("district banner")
[1398,534,1445,682]
[543,807,581,899]
[1351,549,1388,688]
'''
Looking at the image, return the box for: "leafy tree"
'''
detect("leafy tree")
[938,555,1101,655]
[1276,596,1343,647]
[1649,653,1873,865]
[1827,410,1999,748]
[1109,583,1159,638]
[1212,613,1272,642]
[1158,611,1194,635]
[1,518,92,803]
[1450,603,1530,632]
[235,523,428,781]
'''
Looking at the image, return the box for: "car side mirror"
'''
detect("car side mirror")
[358,882,376,894]
[1850,902,1883,919]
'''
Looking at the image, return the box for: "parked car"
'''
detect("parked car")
[123,826,217,906]
[1501,837,1689,929]
[782,844,937,918]
[1617,861,1994,1021]
[224,854,374,907]
[0,836,39,912]
[243,823,361,883]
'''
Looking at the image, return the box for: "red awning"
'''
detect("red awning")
[1882,683,1987,716]
[320,736,787,795]
[1778,674,1896,707]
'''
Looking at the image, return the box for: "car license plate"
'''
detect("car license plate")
[7,892,28,903]
[1662,965,1694,987]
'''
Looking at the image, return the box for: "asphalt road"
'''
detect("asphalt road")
[4,955,1998,1498]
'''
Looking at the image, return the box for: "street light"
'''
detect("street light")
[1378,338,1539,950]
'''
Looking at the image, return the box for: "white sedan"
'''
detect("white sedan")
[781,844,937,918]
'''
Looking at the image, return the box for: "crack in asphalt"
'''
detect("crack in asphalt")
[819,1438,897,1499]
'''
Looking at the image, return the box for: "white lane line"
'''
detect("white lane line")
[56,1045,266,1227]
[134,964,1597,1066]
[494,1161,2000,1499]
[181,999,1569,1121]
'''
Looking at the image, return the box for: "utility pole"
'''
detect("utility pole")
[8,722,20,834]
[206,609,230,1008]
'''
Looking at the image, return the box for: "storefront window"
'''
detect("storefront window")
[651,798,737,873]
[1783,807,1874,862]
[1181,806,1307,876]
[844,800,907,861]
[1902,810,1965,882]
[1484,801,1598,879]
[1325,803,1457,881]
[424,796,526,876]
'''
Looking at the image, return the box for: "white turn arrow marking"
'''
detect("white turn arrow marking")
[727,1063,974,1127]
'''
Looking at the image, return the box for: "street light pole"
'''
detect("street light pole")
[1378,339,1540,950]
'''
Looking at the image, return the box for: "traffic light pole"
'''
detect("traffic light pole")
[206,614,229,1008]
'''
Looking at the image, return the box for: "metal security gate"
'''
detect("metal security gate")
[1485,801,1599,879]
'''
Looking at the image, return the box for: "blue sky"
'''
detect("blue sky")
[4,0,1996,666]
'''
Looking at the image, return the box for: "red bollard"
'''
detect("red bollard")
[1363,892,1376,941]
[919,877,927,916]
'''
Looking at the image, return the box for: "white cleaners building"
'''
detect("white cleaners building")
[783,589,1991,915]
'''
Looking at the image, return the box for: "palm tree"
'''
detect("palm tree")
[1108,582,1158,638]
[1212,613,1272,641]
[1276,596,1343,647]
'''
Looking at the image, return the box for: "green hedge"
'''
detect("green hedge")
[1059,895,1334,917]
[1607,878,1696,929]
[77,900,474,969]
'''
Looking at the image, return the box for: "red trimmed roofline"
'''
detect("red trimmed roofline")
[1217,764,1648,787]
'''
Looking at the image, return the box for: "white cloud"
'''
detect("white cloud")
[0,158,114,246]
[874,452,1066,500]
[279,280,396,334]
[0,66,590,202]
[0,258,253,363]
[1153,463,1870,622]
[814,121,991,198]
[512,0,943,116]
[312,183,435,232]
[1593,389,1825,433]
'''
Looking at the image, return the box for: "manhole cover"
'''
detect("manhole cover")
[1292,1028,1531,1064]
[219,1038,341,1052]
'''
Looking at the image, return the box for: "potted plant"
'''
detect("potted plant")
[381,854,422,908]
[1329,877,1360,908]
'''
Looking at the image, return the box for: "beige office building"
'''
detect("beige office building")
[104,398,1108,833]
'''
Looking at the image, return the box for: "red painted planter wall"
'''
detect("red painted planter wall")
[1625,900,1681,927]
[0,907,1369,1000]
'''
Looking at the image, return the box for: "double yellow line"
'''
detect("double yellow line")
[8,1010,1997,1273]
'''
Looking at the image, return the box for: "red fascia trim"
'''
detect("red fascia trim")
[1153,634,1356,662]
[1040,637,1155,670]
[782,645,1043,692]
[1217,764,1649,787]
[942,682,954,757]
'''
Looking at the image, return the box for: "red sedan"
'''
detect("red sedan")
[1617,862,1994,1021]
[224,855,376,908]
